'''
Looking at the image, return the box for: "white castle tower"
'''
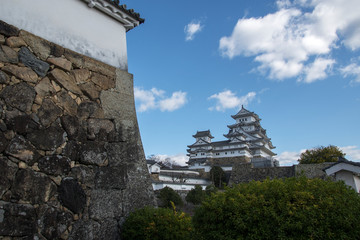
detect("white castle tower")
[187,106,278,171]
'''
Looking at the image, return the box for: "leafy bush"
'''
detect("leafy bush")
[121,205,193,240]
[158,186,183,208]
[193,177,360,240]
[205,184,218,196]
[186,185,205,205]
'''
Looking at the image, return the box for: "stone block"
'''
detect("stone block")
[77,101,104,120]
[68,220,101,240]
[34,77,56,97]
[0,70,9,84]
[5,135,40,165]
[27,126,66,151]
[60,115,79,140]
[91,72,115,90]
[0,45,18,64]
[5,36,26,48]
[0,201,36,237]
[7,115,39,134]
[38,155,71,176]
[89,190,123,220]
[87,118,116,142]
[18,47,50,77]
[79,141,108,166]
[12,169,57,204]
[19,30,51,61]
[49,68,82,95]
[79,81,101,100]
[70,165,95,188]
[56,90,78,116]
[0,132,9,153]
[2,65,38,83]
[38,206,73,240]
[95,165,128,190]
[0,82,36,112]
[37,98,62,127]
[58,178,86,214]
[47,57,72,71]
[0,157,17,198]
[0,20,19,37]
[71,68,91,84]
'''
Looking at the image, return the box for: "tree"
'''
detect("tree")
[298,145,345,164]
[192,177,360,240]
[121,206,193,240]
[209,166,226,188]
[186,185,205,205]
[158,186,183,208]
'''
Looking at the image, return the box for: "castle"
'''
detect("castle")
[186,106,278,172]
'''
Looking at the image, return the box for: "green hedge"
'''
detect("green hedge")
[121,206,192,240]
[193,177,360,240]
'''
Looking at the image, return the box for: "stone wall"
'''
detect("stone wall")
[229,162,332,185]
[0,21,156,239]
[229,163,295,185]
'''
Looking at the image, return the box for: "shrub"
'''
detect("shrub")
[121,205,193,240]
[186,185,205,205]
[193,177,360,240]
[205,184,218,196]
[158,186,183,208]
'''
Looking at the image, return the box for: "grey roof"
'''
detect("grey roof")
[323,157,360,170]
[104,0,145,24]
[193,130,214,138]
[146,160,157,165]
[231,105,260,120]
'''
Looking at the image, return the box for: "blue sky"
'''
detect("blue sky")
[125,0,360,166]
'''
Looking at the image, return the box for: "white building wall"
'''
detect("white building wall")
[0,0,128,70]
[336,170,357,191]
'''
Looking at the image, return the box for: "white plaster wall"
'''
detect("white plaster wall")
[336,171,357,191]
[0,0,128,70]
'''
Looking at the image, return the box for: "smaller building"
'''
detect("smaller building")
[146,160,211,191]
[324,157,360,193]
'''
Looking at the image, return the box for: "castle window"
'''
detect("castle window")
[216,153,220,155]
[231,151,235,154]
[201,153,205,156]
[225,152,227,155]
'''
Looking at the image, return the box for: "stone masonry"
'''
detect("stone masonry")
[0,20,156,239]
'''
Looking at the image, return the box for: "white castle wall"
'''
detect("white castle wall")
[0,0,128,70]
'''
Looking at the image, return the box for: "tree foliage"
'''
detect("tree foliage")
[186,185,205,205]
[209,166,226,188]
[192,177,360,240]
[122,205,192,240]
[158,186,183,208]
[298,145,345,164]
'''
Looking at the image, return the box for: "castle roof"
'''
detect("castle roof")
[193,130,214,139]
[231,105,260,120]
[82,0,144,31]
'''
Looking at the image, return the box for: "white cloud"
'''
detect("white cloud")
[219,0,360,82]
[208,90,256,111]
[302,58,335,83]
[277,150,306,166]
[340,63,360,84]
[340,146,360,161]
[159,91,187,112]
[134,87,187,112]
[184,20,203,41]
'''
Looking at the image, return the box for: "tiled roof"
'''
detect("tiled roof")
[104,0,144,23]
[82,0,144,31]
[193,130,214,138]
